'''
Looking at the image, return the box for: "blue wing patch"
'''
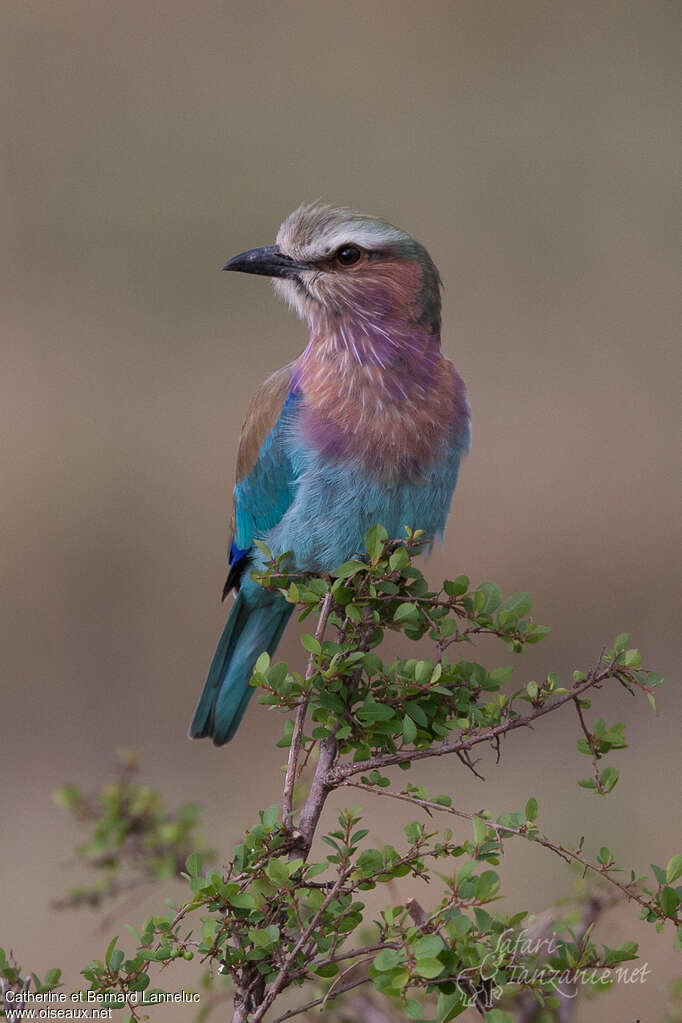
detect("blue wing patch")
[223,385,300,597]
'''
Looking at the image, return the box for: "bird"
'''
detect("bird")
[189,202,470,745]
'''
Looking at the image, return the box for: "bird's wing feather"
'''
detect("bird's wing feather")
[223,363,298,594]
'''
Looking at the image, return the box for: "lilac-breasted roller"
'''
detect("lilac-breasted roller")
[189,203,470,745]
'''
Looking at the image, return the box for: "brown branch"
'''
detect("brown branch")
[573,696,601,790]
[283,941,402,990]
[282,591,333,825]
[290,735,338,861]
[249,865,354,1023]
[327,669,613,784]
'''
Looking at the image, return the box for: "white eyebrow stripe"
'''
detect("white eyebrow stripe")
[308,223,407,257]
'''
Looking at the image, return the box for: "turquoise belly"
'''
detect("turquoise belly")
[264,440,465,573]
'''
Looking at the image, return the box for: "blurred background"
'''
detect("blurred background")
[1,1,680,1020]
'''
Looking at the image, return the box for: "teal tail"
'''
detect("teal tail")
[189,591,293,745]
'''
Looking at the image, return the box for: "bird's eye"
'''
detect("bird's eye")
[335,245,362,267]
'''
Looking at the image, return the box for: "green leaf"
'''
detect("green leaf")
[359,700,395,722]
[405,999,424,1019]
[476,582,502,613]
[525,797,538,822]
[650,863,667,885]
[129,973,150,992]
[334,560,366,579]
[414,957,444,978]
[253,538,272,560]
[525,624,550,643]
[412,935,444,958]
[389,547,409,571]
[613,633,630,653]
[254,651,270,674]
[300,634,321,655]
[444,575,469,596]
[599,767,619,792]
[314,963,340,978]
[415,659,433,684]
[265,859,290,885]
[475,870,499,899]
[228,893,255,910]
[357,849,384,875]
[660,887,679,915]
[394,602,420,624]
[109,950,124,973]
[185,853,202,877]
[138,949,162,962]
[472,816,487,845]
[365,524,389,560]
[498,592,532,618]
[449,914,472,937]
[402,714,417,744]
[405,701,428,727]
[331,582,353,604]
[496,812,524,829]
[405,820,422,842]
[276,720,294,748]
[374,948,401,971]
[249,926,279,948]
[665,855,682,884]
[105,936,119,967]
[614,940,638,960]
[362,652,383,675]
[436,991,464,1023]
[261,804,279,829]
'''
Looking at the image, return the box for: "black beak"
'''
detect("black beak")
[221,244,305,279]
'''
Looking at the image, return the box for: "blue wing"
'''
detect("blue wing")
[223,365,299,596]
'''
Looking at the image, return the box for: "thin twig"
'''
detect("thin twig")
[249,866,354,1023]
[282,591,333,825]
[270,974,370,1023]
[340,781,666,918]
[321,957,373,1012]
[327,670,610,784]
[573,696,601,790]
